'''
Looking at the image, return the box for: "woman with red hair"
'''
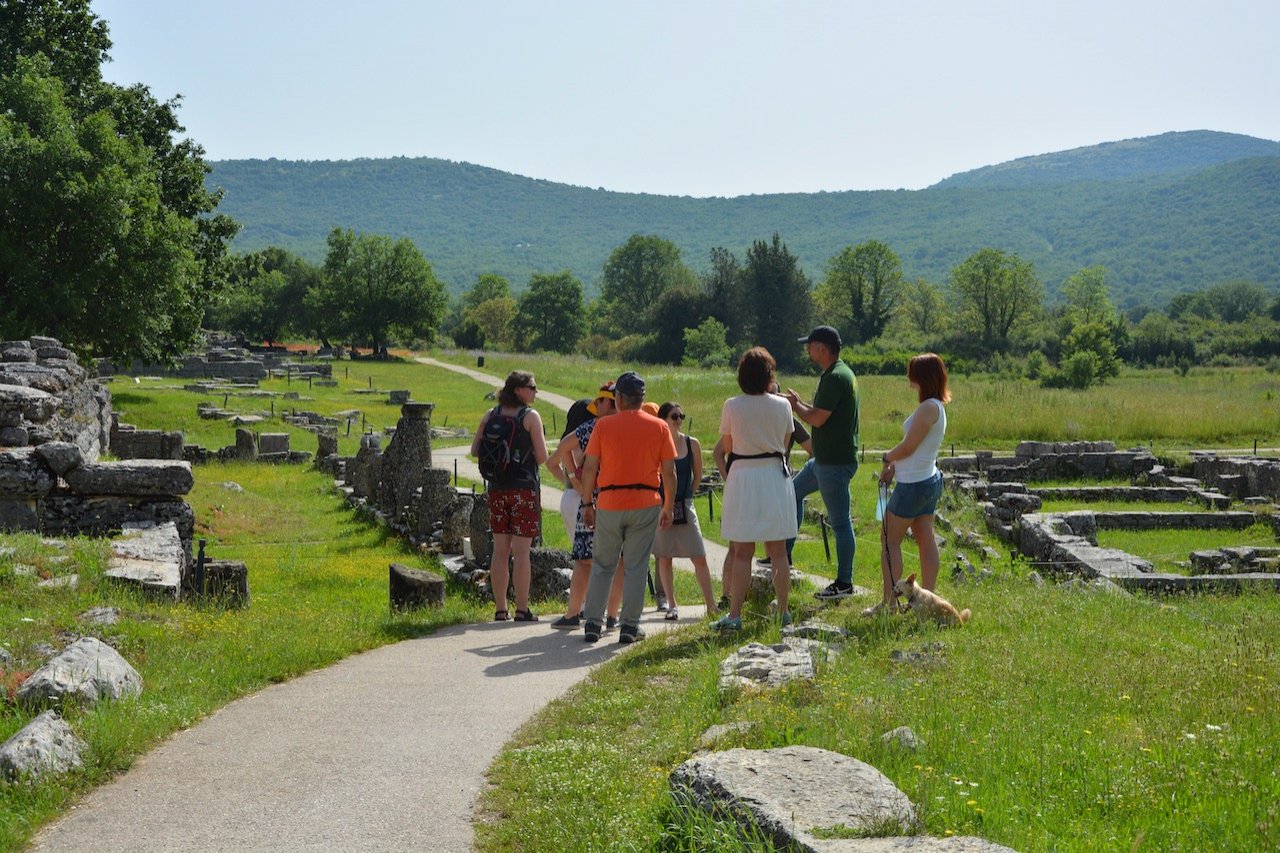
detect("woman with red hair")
[870,353,951,615]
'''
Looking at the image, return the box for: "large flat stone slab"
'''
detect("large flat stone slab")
[105,521,185,599]
[64,460,194,496]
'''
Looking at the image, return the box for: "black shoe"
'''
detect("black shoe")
[756,556,771,567]
[618,624,646,644]
[606,615,619,630]
[583,621,602,643]
[551,613,581,629]
[814,581,855,600]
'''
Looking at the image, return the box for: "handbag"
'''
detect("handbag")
[672,499,688,525]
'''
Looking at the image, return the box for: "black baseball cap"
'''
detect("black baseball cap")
[615,371,646,396]
[798,326,842,349]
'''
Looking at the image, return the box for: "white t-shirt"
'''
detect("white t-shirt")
[895,398,947,483]
[719,394,792,461]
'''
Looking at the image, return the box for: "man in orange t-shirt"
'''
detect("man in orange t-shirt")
[579,371,676,644]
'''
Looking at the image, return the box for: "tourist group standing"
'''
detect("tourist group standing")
[473,338,950,642]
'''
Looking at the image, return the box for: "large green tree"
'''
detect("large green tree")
[949,248,1043,349]
[702,247,751,348]
[815,240,903,344]
[210,247,320,345]
[311,228,447,354]
[742,234,812,369]
[1062,266,1118,326]
[514,271,586,353]
[599,234,696,332]
[0,0,237,362]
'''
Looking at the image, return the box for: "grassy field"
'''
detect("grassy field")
[4,351,1280,850]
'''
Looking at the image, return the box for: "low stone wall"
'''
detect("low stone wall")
[939,441,1158,482]
[1029,485,1231,509]
[110,419,184,461]
[0,443,194,568]
[0,336,111,460]
[1191,453,1280,501]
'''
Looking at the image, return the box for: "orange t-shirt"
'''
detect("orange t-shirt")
[585,409,677,511]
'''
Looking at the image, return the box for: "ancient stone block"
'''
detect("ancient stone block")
[33,441,83,476]
[389,562,445,610]
[316,432,338,458]
[65,460,194,496]
[470,496,491,566]
[0,711,86,782]
[192,559,250,607]
[0,384,56,422]
[40,494,195,540]
[258,433,290,454]
[17,637,143,709]
[719,642,817,692]
[0,343,36,363]
[0,499,39,531]
[0,448,55,497]
[441,495,474,553]
[388,390,410,405]
[104,521,185,599]
[376,404,434,522]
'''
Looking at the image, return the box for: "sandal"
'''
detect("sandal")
[513,609,539,622]
[664,608,679,621]
[494,609,510,622]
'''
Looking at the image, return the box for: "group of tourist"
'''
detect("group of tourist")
[472,325,952,641]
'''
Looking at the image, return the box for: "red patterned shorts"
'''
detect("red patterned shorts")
[487,487,541,538]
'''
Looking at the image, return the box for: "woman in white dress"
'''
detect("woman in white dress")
[712,347,798,630]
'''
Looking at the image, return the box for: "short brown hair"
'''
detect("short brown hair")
[908,353,951,403]
[737,347,776,395]
[498,371,534,407]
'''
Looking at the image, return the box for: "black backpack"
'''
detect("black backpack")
[477,405,530,485]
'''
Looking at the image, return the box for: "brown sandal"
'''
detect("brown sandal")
[513,609,539,622]
[494,609,510,621]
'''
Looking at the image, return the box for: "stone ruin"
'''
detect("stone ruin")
[0,336,110,456]
[330,402,572,607]
[99,335,336,385]
[945,440,1280,593]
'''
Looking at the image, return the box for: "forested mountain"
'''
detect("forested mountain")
[208,131,1280,309]
[933,130,1280,188]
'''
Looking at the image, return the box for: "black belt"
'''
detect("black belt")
[725,451,784,472]
[598,482,661,492]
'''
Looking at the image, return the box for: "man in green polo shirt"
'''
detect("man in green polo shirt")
[784,325,860,598]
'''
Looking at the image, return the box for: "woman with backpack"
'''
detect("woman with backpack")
[471,371,549,621]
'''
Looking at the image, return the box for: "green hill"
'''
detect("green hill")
[207,131,1280,308]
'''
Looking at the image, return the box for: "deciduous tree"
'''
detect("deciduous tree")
[815,240,903,344]
[599,235,696,332]
[312,228,447,354]
[1062,266,1118,327]
[949,248,1043,349]
[513,271,586,353]
[0,0,237,362]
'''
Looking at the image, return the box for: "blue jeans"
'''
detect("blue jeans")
[787,459,858,584]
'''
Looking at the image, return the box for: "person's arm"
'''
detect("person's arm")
[469,411,490,458]
[657,458,676,529]
[714,434,731,480]
[784,389,833,428]
[544,437,573,487]
[689,436,703,489]
[578,454,601,528]
[524,410,550,465]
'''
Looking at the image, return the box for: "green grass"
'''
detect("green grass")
[475,578,1280,851]
[0,463,495,850]
[1098,523,1278,574]
[434,352,1280,454]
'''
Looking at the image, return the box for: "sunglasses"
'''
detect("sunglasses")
[668,413,685,421]
[523,384,537,391]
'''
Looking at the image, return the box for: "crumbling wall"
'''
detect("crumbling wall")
[0,336,111,460]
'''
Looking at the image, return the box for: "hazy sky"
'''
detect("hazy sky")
[92,0,1280,198]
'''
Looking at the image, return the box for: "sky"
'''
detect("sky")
[92,0,1280,198]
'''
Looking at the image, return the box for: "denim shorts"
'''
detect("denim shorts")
[886,472,943,519]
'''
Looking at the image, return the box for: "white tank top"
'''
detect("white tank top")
[895,398,946,483]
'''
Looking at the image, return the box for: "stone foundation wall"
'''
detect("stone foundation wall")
[1191,453,1280,501]
[0,443,195,568]
[0,336,111,460]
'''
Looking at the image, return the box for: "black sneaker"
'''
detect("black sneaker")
[551,613,581,629]
[583,621,602,643]
[618,624,646,644]
[605,615,619,630]
[814,581,855,600]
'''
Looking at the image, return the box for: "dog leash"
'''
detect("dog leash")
[877,478,900,591]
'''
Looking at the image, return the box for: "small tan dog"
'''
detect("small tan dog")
[892,573,970,626]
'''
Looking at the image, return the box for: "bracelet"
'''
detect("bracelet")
[582,501,594,508]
